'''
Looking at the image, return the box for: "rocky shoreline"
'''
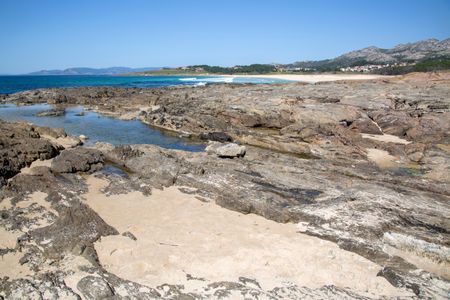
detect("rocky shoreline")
[1,72,449,299]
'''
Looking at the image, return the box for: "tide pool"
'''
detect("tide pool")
[0,103,205,152]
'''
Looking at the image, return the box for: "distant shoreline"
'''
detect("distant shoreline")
[225,74,391,83]
[128,72,392,83]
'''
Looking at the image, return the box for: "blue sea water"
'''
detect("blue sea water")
[0,75,290,94]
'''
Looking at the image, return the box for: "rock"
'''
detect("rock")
[77,276,114,300]
[35,108,65,117]
[199,131,233,142]
[206,142,246,158]
[0,121,60,185]
[405,143,426,162]
[33,126,67,139]
[51,148,104,173]
[150,105,162,113]
[122,231,137,241]
[2,72,450,298]
[349,117,383,134]
[79,134,88,141]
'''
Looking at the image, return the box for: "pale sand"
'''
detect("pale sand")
[16,191,57,216]
[366,148,398,168]
[84,176,411,297]
[16,191,57,231]
[362,133,411,145]
[231,74,388,83]
[0,197,12,210]
[0,252,32,279]
[384,245,450,280]
[0,227,20,249]
[20,158,53,175]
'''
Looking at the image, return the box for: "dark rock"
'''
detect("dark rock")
[51,148,104,173]
[349,118,383,134]
[122,231,137,241]
[31,201,118,260]
[199,131,233,142]
[0,121,60,185]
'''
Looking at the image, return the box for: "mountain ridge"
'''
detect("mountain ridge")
[28,66,161,76]
[288,38,450,69]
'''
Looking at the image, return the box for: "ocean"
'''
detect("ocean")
[0,75,289,94]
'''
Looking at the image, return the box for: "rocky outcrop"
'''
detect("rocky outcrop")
[1,73,450,298]
[0,121,60,186]
[51,148,104,173]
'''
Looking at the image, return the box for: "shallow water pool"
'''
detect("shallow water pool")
[0,104,205,152]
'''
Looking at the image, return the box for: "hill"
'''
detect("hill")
[28,67,161,76]
[288,38,450,71]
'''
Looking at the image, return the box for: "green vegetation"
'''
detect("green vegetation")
[186,64,277,74]
[373,58,450,75]
[136,64,277,75]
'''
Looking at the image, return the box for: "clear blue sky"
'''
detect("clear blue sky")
[1,0,449,74]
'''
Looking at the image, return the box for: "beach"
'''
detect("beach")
[231,73,390,83]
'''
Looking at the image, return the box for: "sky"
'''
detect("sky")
[0,0,449,74]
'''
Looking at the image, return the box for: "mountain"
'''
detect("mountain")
[28,67,161,75]
[289,38,450,69]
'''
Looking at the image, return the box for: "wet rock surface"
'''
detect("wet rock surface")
[35,108,65,117]
[1,73,450,299]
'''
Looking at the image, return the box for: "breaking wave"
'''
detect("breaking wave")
[178,77,234,84]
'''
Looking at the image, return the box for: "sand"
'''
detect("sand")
[384,245,450,280]
[0,227,20,249]
[366,148,397,168]
[362,133,411,145]
[83,175,412,297]
[0,252,32,279]
[231,74,388,83]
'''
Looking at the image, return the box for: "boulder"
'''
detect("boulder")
[206,142,246,158]
[51,148,104,173]
[0,122,60,185]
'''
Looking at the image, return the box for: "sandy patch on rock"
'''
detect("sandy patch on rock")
[20,158,53,175]
[0,197,12,210]
[0,227,20,249]
[83,175,412,297]
[383,232,450,280]
[362,133,411,145]
[385,245,450,280]
[0,252,32,279]
[366,148,398,168]
[42,134,81,149]
[16,191,57,216]
[15,191,58,231]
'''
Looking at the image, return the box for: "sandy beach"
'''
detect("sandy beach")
[84,175,412,297]
[231,74,390,83]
